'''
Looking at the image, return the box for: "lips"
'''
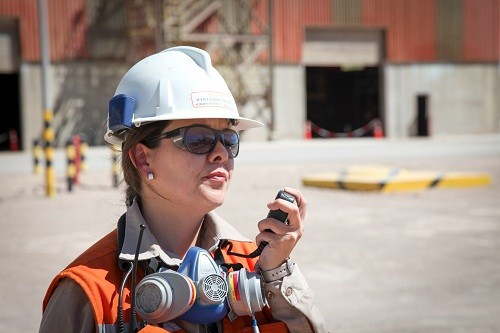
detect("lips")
[204,170,228,182]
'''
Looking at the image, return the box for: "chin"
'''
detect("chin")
[200,187,226,209]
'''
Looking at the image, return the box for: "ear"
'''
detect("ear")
[129,143,152,179]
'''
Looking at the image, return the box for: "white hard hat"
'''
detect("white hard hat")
[105,46,263,144]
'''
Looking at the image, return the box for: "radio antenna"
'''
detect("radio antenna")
[129,224,146,332]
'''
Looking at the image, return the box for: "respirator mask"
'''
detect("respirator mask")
[121,190,297,330]
[134,246,267,325]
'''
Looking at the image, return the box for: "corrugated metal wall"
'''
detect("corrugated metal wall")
[333,0,361,26]
[463,0,499,61]
[270,0,498,64]
[1,0,497,64]
[273,0,332,63]
[0,0,87,62]
[0,0,38,61]
[362,0,436,62]
[436,0,462,61]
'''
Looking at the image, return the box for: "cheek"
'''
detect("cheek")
[158,152,204,182]
[226,161,234,181]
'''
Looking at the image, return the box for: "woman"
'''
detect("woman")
[40,46,328,333]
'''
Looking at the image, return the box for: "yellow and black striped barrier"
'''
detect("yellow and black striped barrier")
[43,110,56,197]
[112,145,121,188]
[33,138,42,175]
[80,138,89,172]
[302,165,491,193]
[66,139,76,192]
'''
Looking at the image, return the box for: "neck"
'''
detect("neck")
[139,192,207,258]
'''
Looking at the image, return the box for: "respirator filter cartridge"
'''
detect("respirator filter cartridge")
[227,268,267,316]
[135,271,196,324]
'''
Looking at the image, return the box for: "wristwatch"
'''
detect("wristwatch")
[260,258,295,283]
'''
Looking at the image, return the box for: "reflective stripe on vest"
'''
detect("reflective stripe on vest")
[98,322,183,333]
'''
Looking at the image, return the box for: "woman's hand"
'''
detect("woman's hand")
[255,187,307,271]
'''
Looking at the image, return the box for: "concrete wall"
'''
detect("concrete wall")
[269,63,499,140]
[19,61,498,149]
[20,62,306,147]
[20,64,43,150]
[20,62,128,149]
[272,65,306,140]
[215,64,306,141]
[385,64,500,138]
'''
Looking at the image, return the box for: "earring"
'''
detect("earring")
[147,172,154,181]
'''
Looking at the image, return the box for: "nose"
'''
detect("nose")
[208,140,229,163]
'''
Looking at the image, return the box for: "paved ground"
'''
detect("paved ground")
[1,135,499,332]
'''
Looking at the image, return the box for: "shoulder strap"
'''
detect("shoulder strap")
[116,213,129,271]
[116,212,167,275]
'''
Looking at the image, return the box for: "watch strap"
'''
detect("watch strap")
[260,258,295,283]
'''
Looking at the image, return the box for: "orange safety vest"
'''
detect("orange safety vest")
[43,229,289,333]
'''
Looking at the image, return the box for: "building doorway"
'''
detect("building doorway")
[306,66,380,137]
[303,28,384,138]
[0,73,21,150]
[0,17,21,150]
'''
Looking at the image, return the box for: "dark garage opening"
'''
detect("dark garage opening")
[0,73,21,150]
[306,66,380,137]
[417,94,429,136]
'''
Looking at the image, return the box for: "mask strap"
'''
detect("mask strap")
[213,242,225,263]
[220,239,265,259]
[215,240,245,272]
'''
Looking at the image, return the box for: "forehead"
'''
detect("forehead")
[165,118,229,131]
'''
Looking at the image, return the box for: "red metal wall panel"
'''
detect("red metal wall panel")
[23,0,40,61]
[406,0,436,61]
[463,0,499,61]
[2,0,498,64]
[273,0,332,63]
[46,0,87,61]
[362,0,436,63]
[0,0,87,62]
[281,0,301,63]
[0,0,37,61]
[272,0,438,64]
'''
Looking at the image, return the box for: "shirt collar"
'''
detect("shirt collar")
[118,199,251,267]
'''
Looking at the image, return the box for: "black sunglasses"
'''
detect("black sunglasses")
[144,125,240,158]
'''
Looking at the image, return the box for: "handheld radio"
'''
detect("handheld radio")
[266,190,296,225]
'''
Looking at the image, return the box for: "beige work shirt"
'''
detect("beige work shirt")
[40,200,329,333]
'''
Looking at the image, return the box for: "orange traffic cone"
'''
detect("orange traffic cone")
[304,120,312,140]
[373,120,384,139]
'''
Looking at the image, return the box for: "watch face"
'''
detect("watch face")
[136,283,162,313]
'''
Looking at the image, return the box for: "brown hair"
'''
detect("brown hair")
[119,121,170,205]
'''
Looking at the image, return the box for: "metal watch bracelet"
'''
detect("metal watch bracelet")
[260,258,295,283]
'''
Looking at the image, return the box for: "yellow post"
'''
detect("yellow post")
[43,110,56,197]
[66,139,76,192]
[80,139,89,172]
[33,138,42,175]
[112,145,121,188]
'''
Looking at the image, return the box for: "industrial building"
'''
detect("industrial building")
[0,0,498,150]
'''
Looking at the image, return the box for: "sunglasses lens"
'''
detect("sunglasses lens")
[222,130,239,157]
[184,127,217,154]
